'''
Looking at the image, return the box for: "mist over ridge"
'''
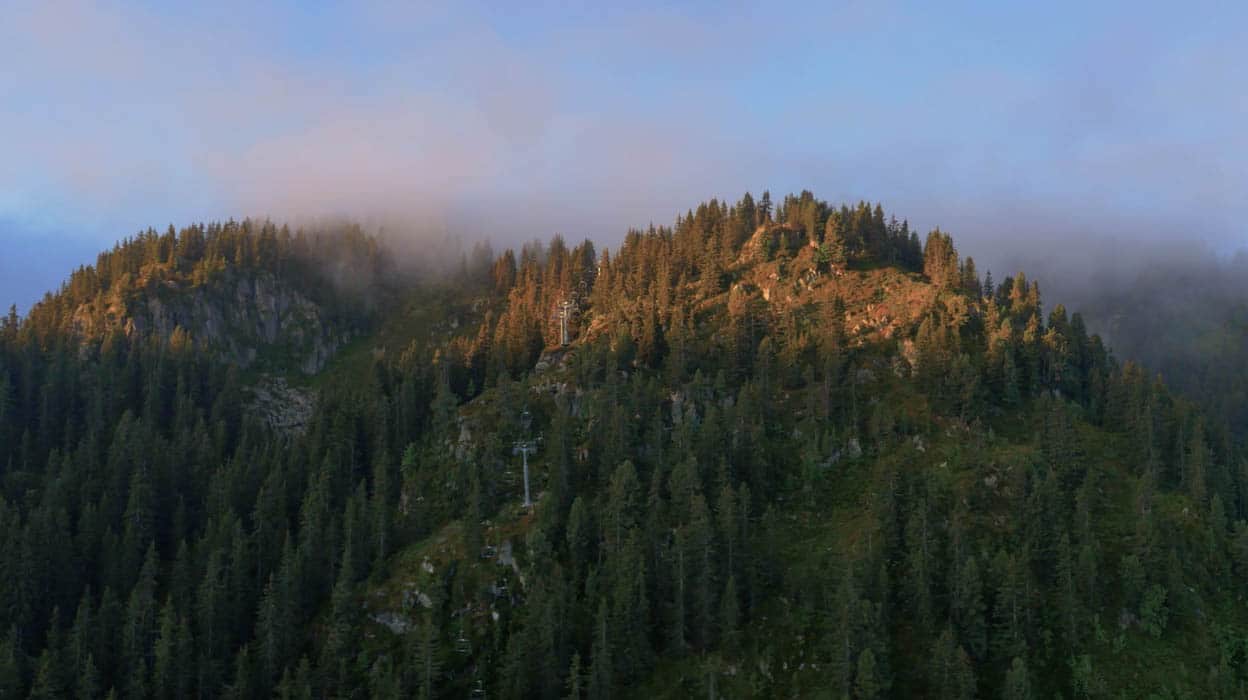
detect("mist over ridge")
[4,1,1247,316]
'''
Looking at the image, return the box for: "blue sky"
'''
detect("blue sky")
[2,1,1246,312]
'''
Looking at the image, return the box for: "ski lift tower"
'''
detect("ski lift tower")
[555,298,578,347]
[512,409,539,508]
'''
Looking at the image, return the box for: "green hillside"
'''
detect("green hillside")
[1,193,1246,699]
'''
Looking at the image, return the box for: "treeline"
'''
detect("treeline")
[19,219,388,348]
[0,223,436,698]
[401,192,1248,696]
[1,194,1246,697]
[453,193,933,394]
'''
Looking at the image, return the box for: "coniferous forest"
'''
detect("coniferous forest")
[3,192,1248,699]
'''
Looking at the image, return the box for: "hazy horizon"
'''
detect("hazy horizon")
[3,1,1246,315]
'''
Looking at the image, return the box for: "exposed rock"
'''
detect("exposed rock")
[900,339,919,374]
[534,347,571,375]
[248,376,315,435]
[455,415,475,461]
[568,388,586,418]
[846,438,863,459]
[398,586,434,611]
[69,268,351,375]
[498,539,525,588]
[892,355,911,379]
[498,540,515,568]
[738,223,807,265]
[372,612,412,634]
[1119,608,1139,630]
[670,391,685,425]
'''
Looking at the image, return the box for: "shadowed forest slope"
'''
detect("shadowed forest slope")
[1,192,1246,698]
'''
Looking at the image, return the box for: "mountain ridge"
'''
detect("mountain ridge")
[1,193,1245,698]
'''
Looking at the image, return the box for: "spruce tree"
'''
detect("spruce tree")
[413,614,440,700]
[1003,657,1031,700]
[855,648,881,700]
[588,602,612,700]
[951,555,986,659]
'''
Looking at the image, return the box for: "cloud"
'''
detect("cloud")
[0,0,1245,308]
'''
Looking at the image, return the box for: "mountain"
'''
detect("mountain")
[1,192,1246,698]
[18,221,386,374]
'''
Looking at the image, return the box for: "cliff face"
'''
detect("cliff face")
[69,268,351,374]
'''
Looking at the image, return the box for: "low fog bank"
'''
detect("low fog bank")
[986,237,1244,333]
[960,224,1248,399]
[955,223,1248,437]
[923,200,1243,363]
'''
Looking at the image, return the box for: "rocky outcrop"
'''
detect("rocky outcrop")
[738,223,808,265]
[248,376,315,435]
[69,269,350,374]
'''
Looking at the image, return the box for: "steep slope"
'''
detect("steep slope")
[352,203,1246,698]
[65,265,347,375]
[20,220,386,376]
[1,194,1246,699]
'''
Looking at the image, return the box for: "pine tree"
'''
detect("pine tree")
[1185,423,1210,505]
[828,571,858,698]
[855,647,881,700]
[123,543,159,680]
[904,499,934,632]
[77,653,100,700]
[372,449,394,563]
[413,614,440,700]
[638,304,667,369]
[951,555,986,659]
[929,628,975,700]
[226,644,257,700]
[463,473,484,564]
[369,655,403,700]
[1003,657,1031,700]
[686,493,717,648]
[719,576,741,656]
[922,229,959,289]
[1055,531,1079,646]
[605,461,642,555]
[588,602,613,700]
[67,591,94,689]
[151,598,178,699]
[566,652,584,700]
[0,625,23,699]
[28,647,68,700]
[319,540,360,695]
[991,551,1027,664]
[256,573,293,689]
[822,218,848,269]
[668,532,688,655]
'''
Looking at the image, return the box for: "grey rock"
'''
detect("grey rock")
[372,612,411,634]
[248,376,315,435]
[846,438,863,459]
[70,268,350,375]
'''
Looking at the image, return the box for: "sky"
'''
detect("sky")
[2,0,1246,314]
